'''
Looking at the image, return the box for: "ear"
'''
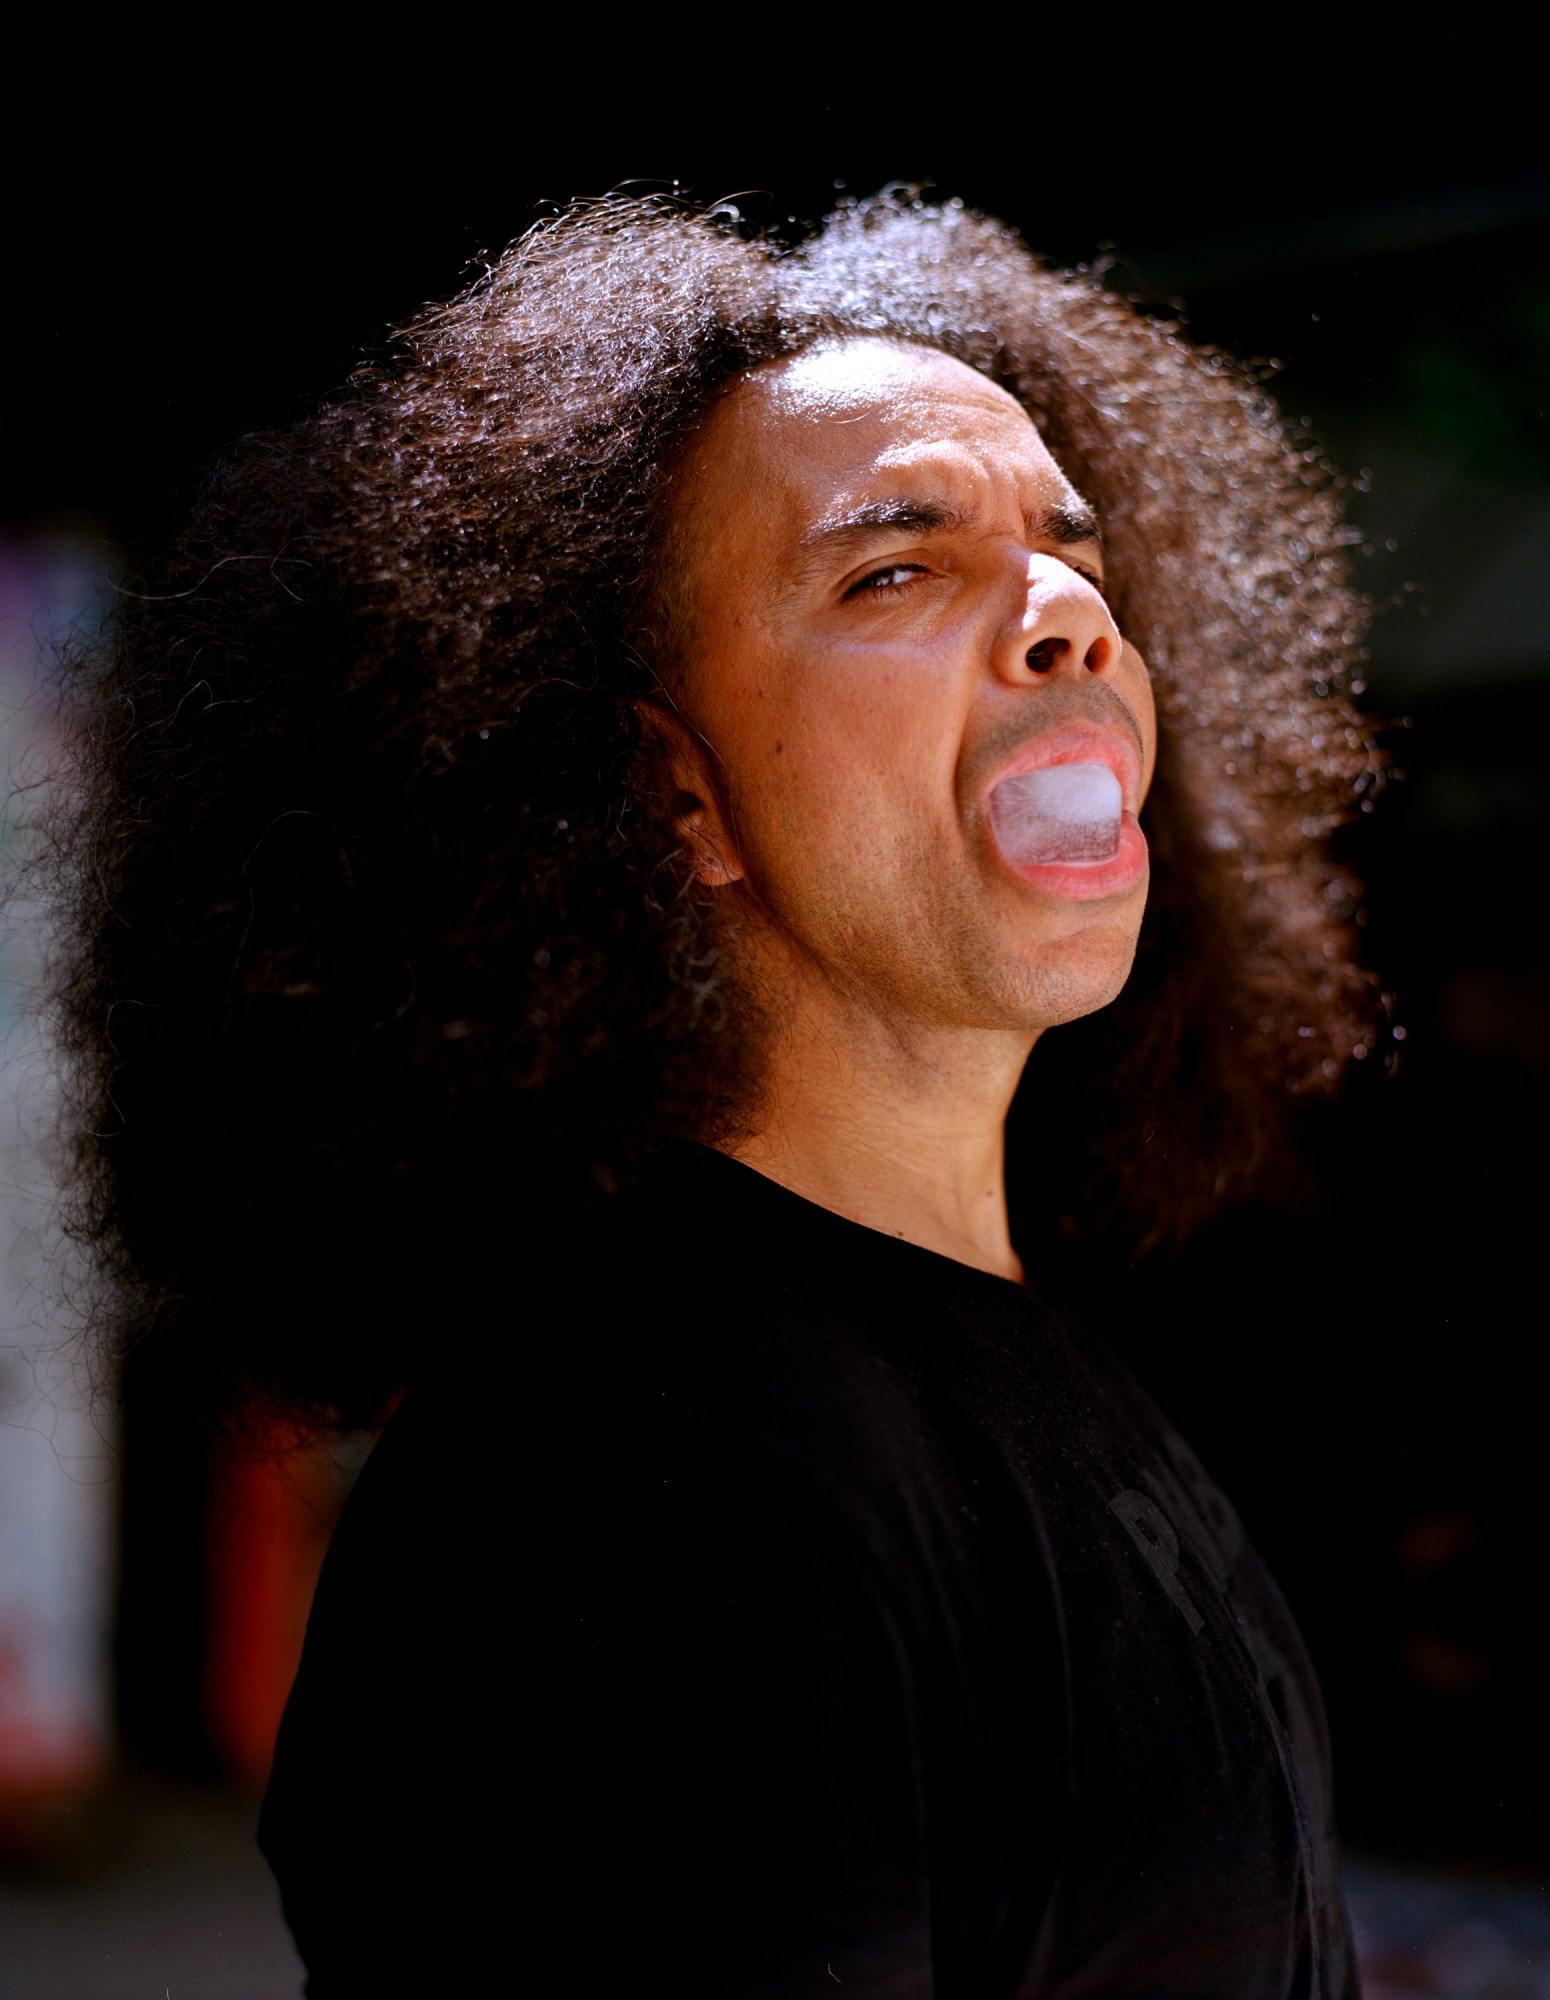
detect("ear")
[635,699,744,888]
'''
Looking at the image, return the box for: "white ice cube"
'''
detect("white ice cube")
[989,762,1123,866]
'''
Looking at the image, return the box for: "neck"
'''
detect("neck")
[719,965,1034,1285]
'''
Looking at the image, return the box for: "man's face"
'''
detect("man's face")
[661,338,1157,1038]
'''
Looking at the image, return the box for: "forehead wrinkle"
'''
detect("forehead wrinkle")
[796,424,1100,546]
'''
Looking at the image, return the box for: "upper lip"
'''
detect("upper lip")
[984,723,1144,819]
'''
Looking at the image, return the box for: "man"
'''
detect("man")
[59,193,1376,1994]
[647,335,1153,1280]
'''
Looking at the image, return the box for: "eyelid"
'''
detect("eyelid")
[844,560,931,598]
[1062,554,1109,599]
[841,548,1108,601]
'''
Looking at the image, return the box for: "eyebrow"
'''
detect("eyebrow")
[1040,499,1104,549]
[797,493,1103,559]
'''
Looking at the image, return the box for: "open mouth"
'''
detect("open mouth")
[988,761,1123,868]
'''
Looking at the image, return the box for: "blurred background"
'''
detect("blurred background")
[2,74,1547,1996]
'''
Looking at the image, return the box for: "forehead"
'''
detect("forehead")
[672,339,1079,567]
[753,339,1031,441]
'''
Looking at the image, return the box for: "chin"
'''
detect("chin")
[993,920,1142,1031]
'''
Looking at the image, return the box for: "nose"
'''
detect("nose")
[997,556,1122,686]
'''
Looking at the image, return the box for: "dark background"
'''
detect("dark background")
[10,83,1548,1870]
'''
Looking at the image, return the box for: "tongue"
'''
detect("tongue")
[989,762,1123,866]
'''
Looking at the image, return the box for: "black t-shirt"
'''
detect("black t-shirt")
[260,1144,1358,1998]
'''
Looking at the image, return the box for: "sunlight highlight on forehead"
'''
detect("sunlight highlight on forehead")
[719,340,1090,560]
[735,339,1079,524]
[755,338,1028,427]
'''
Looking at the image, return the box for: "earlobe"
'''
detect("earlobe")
[634,698,745,888]
[673,793,744,887]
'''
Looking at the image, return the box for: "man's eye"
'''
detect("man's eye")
[848,563,926,597]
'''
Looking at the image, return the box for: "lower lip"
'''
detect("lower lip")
[994,813,1149,900]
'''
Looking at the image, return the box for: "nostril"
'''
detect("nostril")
[1083,636,1112,674]
[1025,637,1067,675]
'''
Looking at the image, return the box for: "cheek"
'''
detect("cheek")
[1120,644,1158,798]
[791,674,957,815]
[725,665,959,879]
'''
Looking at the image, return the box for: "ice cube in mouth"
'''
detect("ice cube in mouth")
[989,761,1124,867]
